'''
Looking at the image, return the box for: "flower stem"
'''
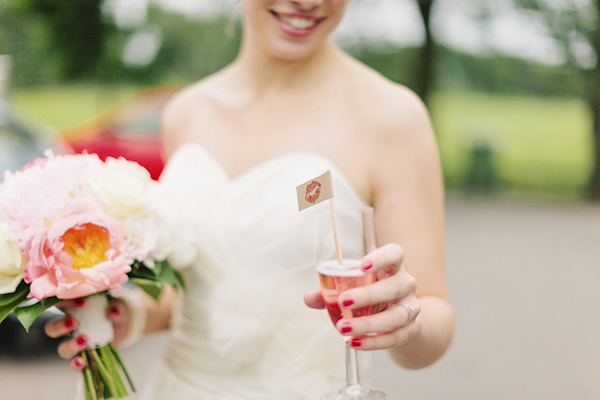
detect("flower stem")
[82,351,97,400]
[79,344,135,400]
[91,348,120,398]
[98,346,128,397]
[109,342,136,393]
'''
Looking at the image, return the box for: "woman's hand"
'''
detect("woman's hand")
[304,243,420,350]
[44,298,130,371]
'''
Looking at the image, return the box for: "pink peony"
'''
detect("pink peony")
[19,156,49,172]
[0,152,171,300]
[0,152,104,247]
[23,202,131,300]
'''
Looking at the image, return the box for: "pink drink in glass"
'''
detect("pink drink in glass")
[317,259,377,325]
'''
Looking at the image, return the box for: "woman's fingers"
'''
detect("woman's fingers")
[335,298,421,350]
[44,316,78,339]
[106,298,131,347]
[346,321,419,350]
[306,242,418,351]
[69,356,87,372]
[44,298,91,368]
[338,267,417,311]
[336,296,420,336]
[57,334,88,360]
[362,243,404,276]
[303,290,326,309]
[55,298,86,312]
[46,298,87,338]
[336,243,408,308]
[106,299,125,323]
[331,243,421,351]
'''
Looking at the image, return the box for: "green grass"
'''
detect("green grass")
[431,91,592,197]
[10,85,594,198]
[11,84,144,129]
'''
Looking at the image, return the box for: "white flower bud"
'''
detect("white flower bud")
[0,219,24,295]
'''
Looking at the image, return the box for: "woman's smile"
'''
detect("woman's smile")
[270,11,324,37]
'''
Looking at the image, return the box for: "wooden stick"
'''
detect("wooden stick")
[329,198,343,265]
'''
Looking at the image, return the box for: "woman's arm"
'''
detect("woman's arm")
[305,87,453,369]
[365,89,453,368]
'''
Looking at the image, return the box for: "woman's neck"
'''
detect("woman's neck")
[229,38,345,94]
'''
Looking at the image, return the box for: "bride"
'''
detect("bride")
[46,0,454,398]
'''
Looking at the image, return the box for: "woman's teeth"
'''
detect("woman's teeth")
[278,15,318,30]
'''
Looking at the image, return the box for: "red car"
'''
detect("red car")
[61,86,181,180]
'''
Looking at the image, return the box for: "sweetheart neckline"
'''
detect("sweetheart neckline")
[168,142,369,206]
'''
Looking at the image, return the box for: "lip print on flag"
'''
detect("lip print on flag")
[305,180,321,204]
[296,170,333,211]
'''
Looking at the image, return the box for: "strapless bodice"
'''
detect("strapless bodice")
[144,143,369,399]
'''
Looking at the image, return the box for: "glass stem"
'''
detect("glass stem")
[345,341,360,386]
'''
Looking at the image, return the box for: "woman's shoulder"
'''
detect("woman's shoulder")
[342,59,432,143]
[350,59,425,116]
[161,71,232,152]
[341,60,442,209]
[164,71,230,117]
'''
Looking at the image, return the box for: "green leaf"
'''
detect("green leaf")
[128,260,186,299]
[159,264,186,290]
[128,278,163,301]
[151,260,164,276]
[0,296,29,325]
[131,261,157,275]
[128,264,159,281]
[0,281,29,307]
[15,297,61,332]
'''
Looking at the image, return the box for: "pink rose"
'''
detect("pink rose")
[23,203,131,300]
[20,156,49,172]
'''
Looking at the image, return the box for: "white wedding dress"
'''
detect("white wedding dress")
[143,143,371,399]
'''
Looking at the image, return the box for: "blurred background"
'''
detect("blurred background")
[1,0,598,198]
[0,0,599,399]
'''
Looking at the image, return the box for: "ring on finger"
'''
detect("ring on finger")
[395,302,415,326]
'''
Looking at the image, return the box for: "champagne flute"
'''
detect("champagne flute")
[316,206,386,400]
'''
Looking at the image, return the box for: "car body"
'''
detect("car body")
[61,85,181,180]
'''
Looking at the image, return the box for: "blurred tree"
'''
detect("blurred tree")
[514,0,599,199]
[0,1,60,86]
[415,0,436,105]
[139,7,240,84]
[586,2,600,200]
[24,0,109,79]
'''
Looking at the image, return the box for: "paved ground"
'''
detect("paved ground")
[2,196,599,399]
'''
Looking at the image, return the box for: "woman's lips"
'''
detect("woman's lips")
[270,11,324,38]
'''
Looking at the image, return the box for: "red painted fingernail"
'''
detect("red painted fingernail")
[74,298,85,308]
[341,323,352,334]
[351,338,361,347]
[361,261,373,271]
[64,317,76,330]
[107,306,120,319]
[76,335,88,347]
[342,299,354,307]
[75,357,86,368]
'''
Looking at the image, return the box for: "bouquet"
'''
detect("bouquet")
[0,151,184,400]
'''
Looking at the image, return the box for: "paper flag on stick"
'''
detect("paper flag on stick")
[296,170,334,211]
[296,170,343,264]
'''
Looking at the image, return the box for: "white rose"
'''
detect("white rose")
[0,220,24,294]
[120,213,160,266]
[91,157,151,218]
